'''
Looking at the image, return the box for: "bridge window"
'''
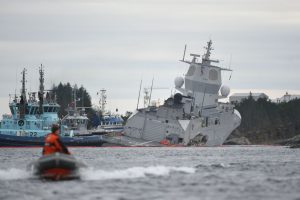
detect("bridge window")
[9,106,15,115]
[209,69,218,80]
[25,106,30,114]
[186,65,196,76]
[49,107,54,112]
[30,107,34,115]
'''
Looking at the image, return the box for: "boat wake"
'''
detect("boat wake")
[0,166,196,181]
[0,168,32,180]
[80,166,196,181]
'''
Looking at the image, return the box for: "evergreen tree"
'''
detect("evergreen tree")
[234,97,300,143]
[52,83,93,119]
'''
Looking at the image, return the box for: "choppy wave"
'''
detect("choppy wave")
[0,168,31,180]
[81,166,196,181]
[195,163,229,169]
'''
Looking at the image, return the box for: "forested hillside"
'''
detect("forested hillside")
[230,96,300,144]
[52,82,92,117]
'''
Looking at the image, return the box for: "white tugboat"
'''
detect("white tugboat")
[91,89,124,135]
[60,86,90,136]
[124,40,241,146]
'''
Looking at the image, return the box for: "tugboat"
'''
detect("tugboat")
[123,40,241,146]
[0,66,103,147]
[90,89,124,135]
[60,86,90,137]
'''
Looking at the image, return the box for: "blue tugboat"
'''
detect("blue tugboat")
[0,66,103,147]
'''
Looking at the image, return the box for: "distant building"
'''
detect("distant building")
[229,92,269,104]
[275,92,300,103]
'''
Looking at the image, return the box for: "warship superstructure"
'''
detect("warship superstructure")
[124,40,241,146]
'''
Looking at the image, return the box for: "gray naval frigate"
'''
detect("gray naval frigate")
[124,40,241,146]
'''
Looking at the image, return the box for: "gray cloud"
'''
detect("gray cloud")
[0,0,299,114]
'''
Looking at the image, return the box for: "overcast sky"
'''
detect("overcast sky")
[0,0,300,115]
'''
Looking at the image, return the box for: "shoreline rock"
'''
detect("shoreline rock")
[290,144,300,148]
[276,134,300,146]
[224,137,251,145]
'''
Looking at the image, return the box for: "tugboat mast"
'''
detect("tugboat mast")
[73,85,78,109]
[19,68,27,119]
[98,89,107,114]
[38,65,44,114]
[39,64,45,97]
[21,68,27,103]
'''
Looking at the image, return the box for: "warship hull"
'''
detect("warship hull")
[124,107,241,146]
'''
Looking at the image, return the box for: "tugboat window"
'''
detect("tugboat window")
[25,106,30,114]
[30,107,34,115]
[49,107,54,112]
[10,106,15,115]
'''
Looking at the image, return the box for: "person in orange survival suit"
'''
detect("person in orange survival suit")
[42,124,70,155]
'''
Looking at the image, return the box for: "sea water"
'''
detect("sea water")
[0,146,299,200]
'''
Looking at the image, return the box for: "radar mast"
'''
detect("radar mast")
[20,68,27,103]
[204,40,213,60]
[38,65,44,114]
[19,68,27,119]
[98,89,107,114]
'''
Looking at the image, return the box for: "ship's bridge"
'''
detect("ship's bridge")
[178,40,232,114]
[183,44,222,109]
[185,62,222,94]
[42,103,60,114]
[8,102,60,117]
[8,102,40,119]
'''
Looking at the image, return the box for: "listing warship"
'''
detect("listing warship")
[124,40,241,146]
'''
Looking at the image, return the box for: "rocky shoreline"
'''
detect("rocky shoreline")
[224,137,251,145]
[275,134,300,148]
[225,134,300,148]
[225,97,300,148]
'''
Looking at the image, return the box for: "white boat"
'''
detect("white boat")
[124,40,241,146]
[90,89,124,135]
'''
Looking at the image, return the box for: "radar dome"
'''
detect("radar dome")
[174,77,184,88]
[220,85,230,97]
